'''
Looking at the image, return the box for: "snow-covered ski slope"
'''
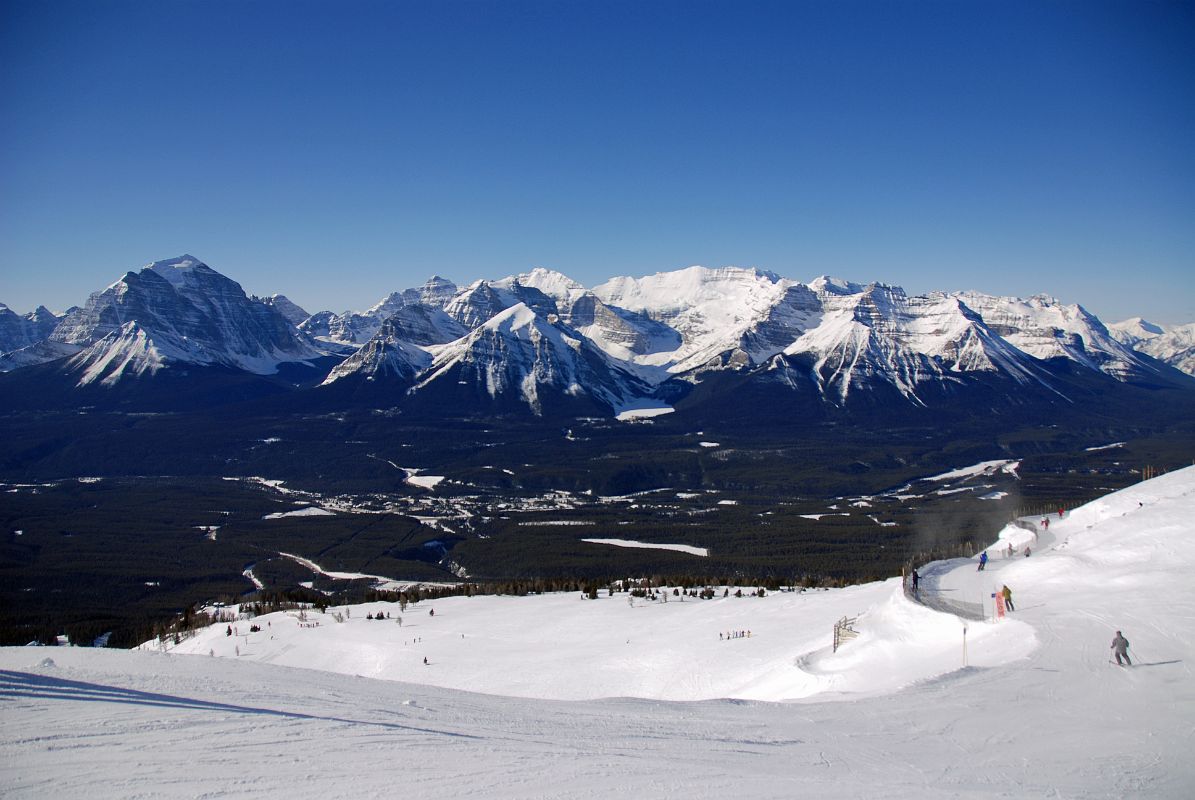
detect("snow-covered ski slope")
[3,467,1194,798]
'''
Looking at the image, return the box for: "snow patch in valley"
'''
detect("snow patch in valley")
[615,405,674,421]
[402,467,446,489]
[242,567,264,590]
[263,506,335,520]
[277,552,456,593]
[924,459,1020,482]
[582,538,709,556]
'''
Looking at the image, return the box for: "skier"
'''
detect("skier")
[1001,585,1014,612]
[1043,517,1049,531]
[1006,544,1014,559]
[1025,546,1031,557]
[1111,631,1131,666]
[978,551,988,571]
[423,656,428,665]
[911,569,920,594]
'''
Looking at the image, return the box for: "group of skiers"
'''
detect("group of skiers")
[967,530,1135,667]
[720,630,751,640]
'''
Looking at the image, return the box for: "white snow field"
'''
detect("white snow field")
[3,468,1195,798]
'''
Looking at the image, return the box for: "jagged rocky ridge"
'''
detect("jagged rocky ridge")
[2,256,1192,413]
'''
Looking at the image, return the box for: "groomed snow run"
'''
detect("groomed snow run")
[3,467,1194,798]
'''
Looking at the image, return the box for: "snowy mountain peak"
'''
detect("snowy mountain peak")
[44,256,322,380]
[321,317,433,386]
[1110,318,1195,377]
[808,275,865,296]
[412,302,651,415]
[1109,317,1165,342]
[257,294,310,326]
[0,301,65,356]
[364,291,406,319]
[505,267,588,307]
[398,275,458,309]
[950,290,1163,380]
[144,254,211,286]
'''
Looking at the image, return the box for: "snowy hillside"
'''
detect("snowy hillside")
[3,467,1194,797]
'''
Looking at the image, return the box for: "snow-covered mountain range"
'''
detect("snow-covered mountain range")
[2,255,1192,412]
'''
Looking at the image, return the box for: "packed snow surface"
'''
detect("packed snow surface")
[3,468,1195,798]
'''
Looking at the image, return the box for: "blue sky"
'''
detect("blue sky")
[2,0,1192,323]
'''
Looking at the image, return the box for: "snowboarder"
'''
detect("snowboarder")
[978,551,988,571]
[1001,585,1014,612]
[429,608,434,617]
[911,569,920,593]
[1024,546,1031,557]
[1111,631,1131,666]
[1006,544,1014,559]
[1043,517,1049,530]
[423,656,428,665]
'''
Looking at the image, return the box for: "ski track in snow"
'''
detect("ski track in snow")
[3,468,1195,798]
